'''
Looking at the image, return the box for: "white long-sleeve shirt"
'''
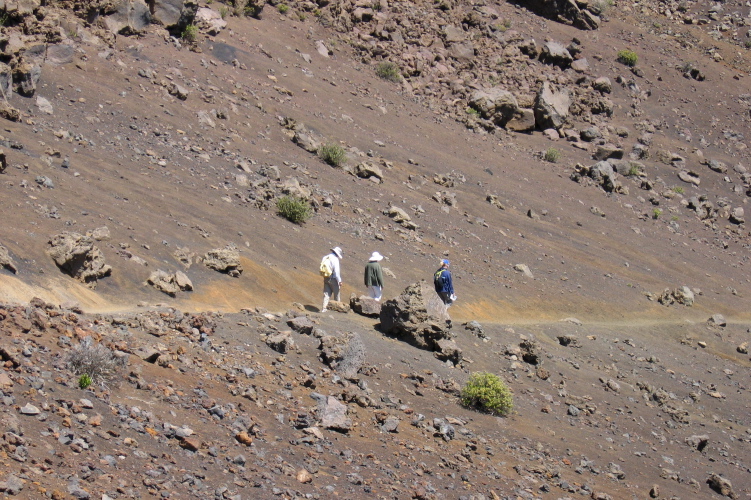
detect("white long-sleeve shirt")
[328,253,341,282]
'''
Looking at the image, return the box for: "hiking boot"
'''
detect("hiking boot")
[320,308,327,313]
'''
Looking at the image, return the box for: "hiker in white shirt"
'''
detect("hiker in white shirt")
[321,246,343,312]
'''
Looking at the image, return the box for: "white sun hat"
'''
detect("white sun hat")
[369,251,383,262]
[331,247,343,259]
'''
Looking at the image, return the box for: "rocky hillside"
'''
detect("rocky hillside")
[0,0,749,498]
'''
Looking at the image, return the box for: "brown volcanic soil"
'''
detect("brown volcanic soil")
[0,0,750,499]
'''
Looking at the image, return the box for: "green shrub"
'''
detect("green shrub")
[466,107,480,117]
[276,196,313,224]
[318,143,347,167]
[673,186,684,194]
[78,373,93,390]
[375,61,402,83]
[278,3,289,14]
[617,49,638,67]
[627,164,641,176]
[219,6,229,19]
[652,208,662,219]
[460,372,513,416]
[745,40,751,49]
[181,24,198,43]
[543,147,561,163]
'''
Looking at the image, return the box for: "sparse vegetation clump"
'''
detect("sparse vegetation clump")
[673,186,684,194]
[66,337,126,389]
[318,142,347,167]
[543,147,561,163]
[181,24,198,43]
[617,49,638,67]
[461,372,513,416]
[276,195,312,224]
[652,208,662,219]
[78,373,93,389]
[627,164,642,176]
[278,4,289,14]
[375,61,402,83]
[466,107,480,117]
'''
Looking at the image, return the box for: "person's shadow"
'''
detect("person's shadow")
[303,305,320,312]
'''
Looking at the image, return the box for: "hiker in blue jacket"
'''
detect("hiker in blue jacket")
[434,259,455,307]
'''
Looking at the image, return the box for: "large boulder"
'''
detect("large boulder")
[203,245,242,277]
[194,7,227,35]
[311,393,352,432]
[152,0,199,30]
[380,281,453,352]
[350,295,382,317]
[13,62,41,97]
[534,82,571,130]
[147,269,193,296]
[517,0,600,30]
[539,41,573,68]
[469,88,519,127]
[101,0,152,35]
[47,232,112,284]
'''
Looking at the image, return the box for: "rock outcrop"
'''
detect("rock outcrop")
[47,232,112,284]
[380,281,460,363]
[147,270,193,296]
[202,245,242,277]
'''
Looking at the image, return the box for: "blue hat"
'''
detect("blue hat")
[442,259,450,265]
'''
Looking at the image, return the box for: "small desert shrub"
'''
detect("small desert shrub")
[460,372,513,416]
[652,208,662,219]
[466,107,480,117]
[278,3,289,14]
[219,6,229,19]
[627,164,641,176]
[673,186,684,194]
[66,337,126,388]
[375,61,402,83]
[276,195,312,224]
[543,147,561,163]
[337,333,365,379]
[318,143,347,167]
[617,49,638,67]
[745,40,751,49]
[78,373,93,389]
[181,24,198,43]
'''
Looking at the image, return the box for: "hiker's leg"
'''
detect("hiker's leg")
[331,280,341,302]
[371,286,382,301]
[322,280,332,311]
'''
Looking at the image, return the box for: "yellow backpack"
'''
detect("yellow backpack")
[319,255,333,277]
